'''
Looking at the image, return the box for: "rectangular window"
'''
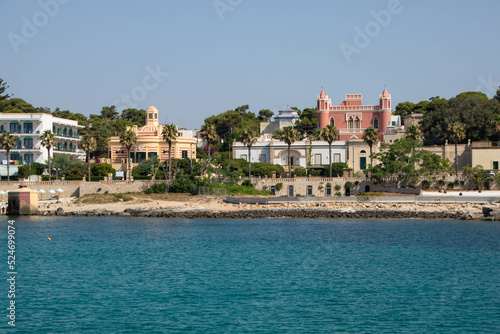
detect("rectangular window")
[24,123,33,133]
[307,185,313,197]
[24,138,33,149]
[148,152,157,159]
[334,153,341,163]
[182,150,188,159]
[288,185,294,197]
[270,186,276,195]
[24,153,33,164]
[314,154,321,165]
[360,157,367,170]
[149,113,153,119]
[136,152,146,163]
[240,154,247,161]
[10,153,20,163]
[326,185,332,197]
[494,161,499,170]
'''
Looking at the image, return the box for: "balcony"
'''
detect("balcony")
[339,128,364,134]
[12,145,35,150]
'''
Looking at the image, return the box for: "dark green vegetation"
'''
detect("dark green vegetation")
[394,91,500,145]
[367,138,454,187]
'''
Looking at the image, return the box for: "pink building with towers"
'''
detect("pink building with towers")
[317,88,392,142]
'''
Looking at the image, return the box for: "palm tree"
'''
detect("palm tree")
[119,130,137,181]
[40,130,56,181]
[405,125,422,141]
[273,126,300,177]
[447,122,466,179]
[0,132,16,181]
[199,124,218,168]
[320,125,339,178]
[239,129,258,177]
[161,123,178,180]
[81,134,97,182]
[362,126,379,170]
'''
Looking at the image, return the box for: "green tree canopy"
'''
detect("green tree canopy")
[258,109,274,121]
[0,98,36,113]
[294,107,317,137]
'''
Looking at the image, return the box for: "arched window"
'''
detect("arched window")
[373,116,379,129]
[354,117,360,129]
[348,117,354,129]
[329,117,335,126]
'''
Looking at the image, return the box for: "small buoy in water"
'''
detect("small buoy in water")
[47,237,51,241]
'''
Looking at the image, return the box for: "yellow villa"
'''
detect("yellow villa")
[107,106,197,178]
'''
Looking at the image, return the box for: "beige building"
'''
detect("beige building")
[471,144,500,171]
[403,113,424,127]
[107,106,197,177]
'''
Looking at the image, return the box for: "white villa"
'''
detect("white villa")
[0,113,85,177]
[232,139,348,172]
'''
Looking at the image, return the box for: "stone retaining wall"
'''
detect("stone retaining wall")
[0,180,167,198]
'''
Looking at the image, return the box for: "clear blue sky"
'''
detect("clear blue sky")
[1,0,499,129]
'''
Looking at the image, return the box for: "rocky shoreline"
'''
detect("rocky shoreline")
[41,202,500,221]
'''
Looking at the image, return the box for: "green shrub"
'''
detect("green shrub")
[251,163,285,178]
[91,163,115,178]
[334,184,341,191]
[335,192,342,197]
[169,178,195,193]
[123,196,133,201]
[308,169,322,176]
[447,182,455,189]
[115,193,124,199]
[322,162,348,177]
[344,181,353,190]
[197,182,271,196]
[275,183,283,191]
[295,194,303,197]
[241,179,253,187]
[18,163,46,178]
[144,183,168,194]
[354,181,360,186]
[421,180,431,189]
[292,167,307,177]
[437,179,445,187]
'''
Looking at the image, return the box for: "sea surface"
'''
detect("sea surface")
[1,217,499,333]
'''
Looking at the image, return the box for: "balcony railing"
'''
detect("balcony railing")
[339,129,364,134]
[53,147,83,153]
[2,129,40,134]
[12,145,35,150]
[53,132,80,138]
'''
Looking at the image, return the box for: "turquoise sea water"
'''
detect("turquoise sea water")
[1,217,500,333]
